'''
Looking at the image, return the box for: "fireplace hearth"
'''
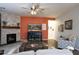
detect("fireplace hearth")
[7,34,16,44]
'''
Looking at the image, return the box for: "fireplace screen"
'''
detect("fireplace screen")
[7,34,16,44]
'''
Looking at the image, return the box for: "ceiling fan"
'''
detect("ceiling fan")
[22,3,45,15]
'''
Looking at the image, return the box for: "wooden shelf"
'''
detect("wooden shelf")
[1,26,20,29]
[28,30,42,32]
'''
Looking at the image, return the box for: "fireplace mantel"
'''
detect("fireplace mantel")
[1,26,20,29]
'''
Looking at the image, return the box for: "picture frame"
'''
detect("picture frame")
[28,24,42,30]
[58,24,64,32]
[42,24,46,30]
[65,20,72,30]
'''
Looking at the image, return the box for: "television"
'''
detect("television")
[27,31,42,43]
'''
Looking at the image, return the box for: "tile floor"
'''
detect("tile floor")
[0,42,22,54]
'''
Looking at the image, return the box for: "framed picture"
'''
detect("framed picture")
[42,24,46,30]
[28,24,42,30]
[65,20,72,30]
[58,24,64,32]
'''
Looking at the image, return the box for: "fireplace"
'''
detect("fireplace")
[7,34,16,44]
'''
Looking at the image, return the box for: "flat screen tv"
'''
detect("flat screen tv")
[28,24,42,30]
[27,31,42,42]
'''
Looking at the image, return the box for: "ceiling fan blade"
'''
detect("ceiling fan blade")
[35,4,40,9]
[36,8,44,12]
[21,6,33,11]
[31,3,40,10]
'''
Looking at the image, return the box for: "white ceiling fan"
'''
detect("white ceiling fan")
[21,3,45,15]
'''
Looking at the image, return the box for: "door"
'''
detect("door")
[48,20,58,40]
[48,20,58,48]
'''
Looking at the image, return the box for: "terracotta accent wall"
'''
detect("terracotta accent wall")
[20,16,49,41]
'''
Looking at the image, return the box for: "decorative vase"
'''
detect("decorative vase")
[2,21,7,26]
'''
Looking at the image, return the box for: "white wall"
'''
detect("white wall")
[57,6,79,49]
[1,12,20,25]
[57,6,79,38]
[1,12,20,44]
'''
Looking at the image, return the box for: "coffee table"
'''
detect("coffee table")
[19,42,48,52]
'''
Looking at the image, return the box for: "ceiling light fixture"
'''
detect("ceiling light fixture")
[31,10,37,15]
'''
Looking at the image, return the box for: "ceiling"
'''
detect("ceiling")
[0,3,79,18]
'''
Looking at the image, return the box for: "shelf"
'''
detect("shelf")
[28,30,42,32]
[1,26,20,29]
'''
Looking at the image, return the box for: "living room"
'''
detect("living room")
[0,3,79,55]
